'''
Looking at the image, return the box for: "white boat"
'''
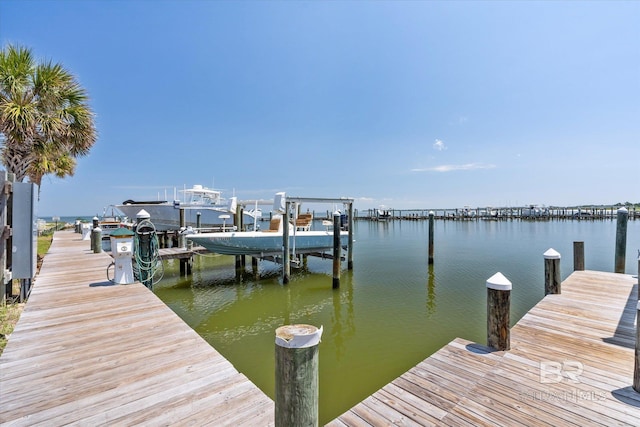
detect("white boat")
[115,184,261,231]
[521,205,550,219]
[186,214,348,256]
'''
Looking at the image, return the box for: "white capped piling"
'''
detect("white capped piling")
[634,300,640,393]
[332,211,340,289]
[275,324,322,427]
[428,211,435,264]
[544,248,561,295]
[487,272,511,351]
[615,207,628,273]
[573,241,585,271]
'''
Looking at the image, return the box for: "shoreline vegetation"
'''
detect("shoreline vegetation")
[0,230,54,355]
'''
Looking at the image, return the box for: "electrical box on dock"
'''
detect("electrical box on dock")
[110,227,135,284]
[12,182,38,279]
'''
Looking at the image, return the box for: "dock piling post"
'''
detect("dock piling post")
[544,248,561,295]
[573,241,584,271]
[428,211,434,264]
[235,255,243,282]
[180,257,192,276]
[634,300,640,393]
[615,207,628,273]
[283,202,291,285]
[635,255,640,393]
[179,208,186,249]
[91,226,102,253]
[252,256,259,280]
[487,272,511,351]
[332,211,340,289]
[275,324,322,427]
[347,202,354,270]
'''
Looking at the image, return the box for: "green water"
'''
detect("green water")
[153,218,640,424]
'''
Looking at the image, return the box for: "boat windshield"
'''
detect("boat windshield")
[184,190,221,205]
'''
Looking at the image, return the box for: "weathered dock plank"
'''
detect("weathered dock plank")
[0,230,274,426]
[329,270,639,426]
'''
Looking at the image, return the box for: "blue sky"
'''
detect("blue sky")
[2,1,638,217]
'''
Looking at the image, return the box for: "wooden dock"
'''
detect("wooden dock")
[328,270,639,426]
[0,230,274,426]
[2,230,638,426]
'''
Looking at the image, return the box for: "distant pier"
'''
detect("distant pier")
[353,205,640,221]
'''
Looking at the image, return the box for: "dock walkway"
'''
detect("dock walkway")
[0,230,274,426]
[328,270,639,426]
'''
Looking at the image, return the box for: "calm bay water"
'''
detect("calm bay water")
[153,218,639,424]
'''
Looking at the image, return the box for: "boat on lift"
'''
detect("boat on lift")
[186,214,348,256]
[185,193,348,256]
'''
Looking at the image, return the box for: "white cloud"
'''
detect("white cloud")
[411,163,496,173]
[433,139,446,151]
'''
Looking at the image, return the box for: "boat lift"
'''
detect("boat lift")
[280,196,355,285]
[223,194,354,285]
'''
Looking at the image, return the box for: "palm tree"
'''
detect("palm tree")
[0,44,96,192]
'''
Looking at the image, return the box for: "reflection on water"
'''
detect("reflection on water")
[154,219,640,424]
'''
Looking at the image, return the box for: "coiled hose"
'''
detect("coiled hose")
[133,219,164,289]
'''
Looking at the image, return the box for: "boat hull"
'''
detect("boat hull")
[115,204,258,231]
[186,230,349,256]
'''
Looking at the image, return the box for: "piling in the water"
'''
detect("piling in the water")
[332,212,340,289]
[544,248,561,295]
[428,211,434,264]
[615,207,628,273]
[573,241,584,271]
[347,203,354,271]
[179,208,186,248]
[487,272,511,351]
[275,324,322,427]
[252,256,259,280]
[283,206,290,285]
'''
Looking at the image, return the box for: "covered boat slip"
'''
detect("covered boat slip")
[0,230,274,426]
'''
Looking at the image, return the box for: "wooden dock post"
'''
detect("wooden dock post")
[180,257,192,276]
[91,226,102,253]
[252,256,259,280]
[635,299,640,393]
[615,207,628,273]
[347,202,354,270]
[428,211,434,264]
[544,248,561,295]
[179,208,186,248]
[235,255,243,282]
[573,241,585,271]
[487,272,511,351]
[275,324,322,427]
[283,201,291,285]
[332,211,340,289]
